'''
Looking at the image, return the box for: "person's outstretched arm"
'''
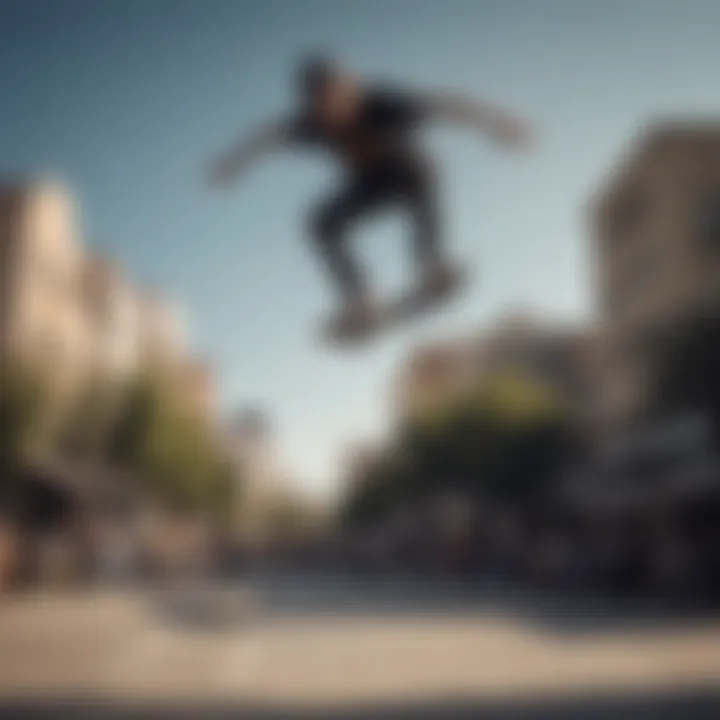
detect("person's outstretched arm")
[206,118,295,188]
[420,91,534,150]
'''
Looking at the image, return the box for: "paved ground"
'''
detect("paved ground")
[0,576,719,717]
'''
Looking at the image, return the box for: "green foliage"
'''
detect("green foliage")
[0,362,49,479]
[107,373,164,471]
[57,373,124,459]
[340,371,572,527]
[0,361,237,523]
[107,371,237,518]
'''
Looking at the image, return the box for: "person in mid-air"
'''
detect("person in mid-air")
[207,55,533,331]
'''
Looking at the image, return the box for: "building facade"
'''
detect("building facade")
[0,178,213,435]
[392,337,479,422]
[225,409,290,544]
[82,252,144,378]
[0,181,89,393]
[590,122,720,431]
[178,358,217,421]
[136,289,188,368]
[392,312,591,426]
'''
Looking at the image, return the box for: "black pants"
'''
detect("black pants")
[309,157,441,301]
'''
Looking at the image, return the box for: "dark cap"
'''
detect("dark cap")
[297,54,340,99]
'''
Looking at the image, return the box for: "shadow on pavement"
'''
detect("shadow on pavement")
[1,685,719,719]
[152,575,720,637]
[152,585,257,632]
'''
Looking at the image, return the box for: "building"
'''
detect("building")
[0,178,223,590]
[0,176,218,468]
[392,311,592,425]
[0,181,89,394]
[136,289,188,368]
[227,409,278,494]
[82,252,143,377]
[590,121,720,431]
[0,180,196,385]
[475,311,591,415]
[392,336,479,421]
[178,358,217,420]
[225,409,288,544]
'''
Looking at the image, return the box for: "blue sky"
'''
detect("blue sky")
[3,0,720,494]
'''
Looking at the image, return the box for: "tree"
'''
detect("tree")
[108,371,236,519]
[205,459,237,529]
[341,452,407,528]
[339,370,573,528]
[0,362,49,487]
[57,373,125,461]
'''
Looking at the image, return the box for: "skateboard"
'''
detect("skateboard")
[321,265,471,346]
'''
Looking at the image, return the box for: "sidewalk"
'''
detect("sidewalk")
[0,584,719,709]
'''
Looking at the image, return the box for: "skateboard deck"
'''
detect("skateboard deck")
[321,266,471,346]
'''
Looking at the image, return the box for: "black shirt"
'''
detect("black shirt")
[288,87,429,171]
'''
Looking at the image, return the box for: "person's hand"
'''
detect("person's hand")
[493,116,535,152]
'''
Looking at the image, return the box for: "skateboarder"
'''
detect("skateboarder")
[207,55,533,330]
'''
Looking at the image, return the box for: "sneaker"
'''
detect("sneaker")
[340,292,377,328]
[325,292,377,339]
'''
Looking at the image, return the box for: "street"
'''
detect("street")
[0,576,719,718]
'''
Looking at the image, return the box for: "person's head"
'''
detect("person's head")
[296,55,361,125]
